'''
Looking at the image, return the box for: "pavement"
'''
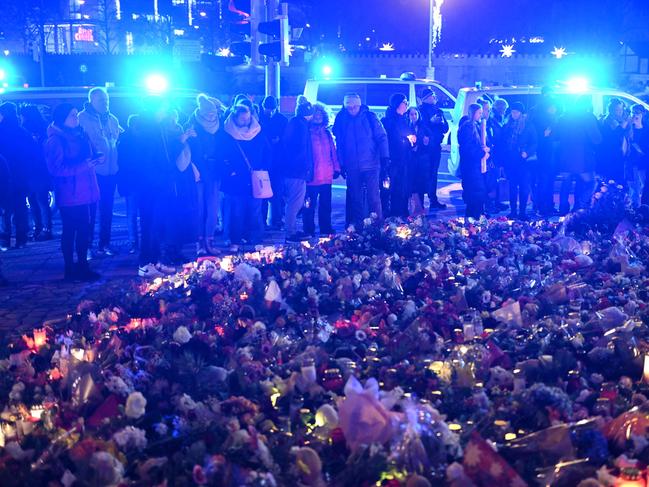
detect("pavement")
[0,163,465,333]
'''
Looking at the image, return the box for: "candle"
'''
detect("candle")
[71,348,85,361]
[33,329,47,349]
[643,355,649,383]
[463,323,475,341]
[30,405,45,421]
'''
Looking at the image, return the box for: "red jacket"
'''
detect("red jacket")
[309,125,340,186]
[45,124,100,207]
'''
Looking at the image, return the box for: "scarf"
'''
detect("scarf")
[193,109,220,134]
[224,114,261,141]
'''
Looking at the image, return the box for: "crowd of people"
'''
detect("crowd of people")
[457,88,649,219]
[1,85,648,283]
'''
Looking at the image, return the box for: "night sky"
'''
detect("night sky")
[306,0,649,54]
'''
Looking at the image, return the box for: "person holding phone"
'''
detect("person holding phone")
[45,103,102,281]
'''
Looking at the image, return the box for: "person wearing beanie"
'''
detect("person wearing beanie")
[45,103,102,281]
[381,92,415,218]
[0,101,39,250]
[78,87,121,257]
[281,95,315,242]
[502,101,537,219]
[418,87,449,211]
[332,93,389,226]
[185,93,223,256]
[259,95,288,230]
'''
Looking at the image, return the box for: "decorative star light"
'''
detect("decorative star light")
[500,45,515,58]
[379,43,395,52]
[551,46,568,59]
[216,47,232,57]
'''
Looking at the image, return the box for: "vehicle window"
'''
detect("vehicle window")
[415,84,455,108]
[317,83,365,107]
[366,83,409,107]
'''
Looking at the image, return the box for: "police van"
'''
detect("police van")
[448,82,649,174]
[303,73,457,122]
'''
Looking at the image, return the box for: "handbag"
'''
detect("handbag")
[235,141,273,199]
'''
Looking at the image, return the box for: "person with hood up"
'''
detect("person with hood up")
[218,104,270,251]
[0,102,39,250]
[44,103,102,281]
[259,95,288,229]
[78,87,121,256]
[281,95,314,242]
[185,94,223,256]
[381,93,416,218]
[332,93,389,226]
[502,102,537,220]
[303,102,340,236]
[408,106,433,216]
[458,103,489,218]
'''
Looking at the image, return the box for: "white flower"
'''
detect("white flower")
[113,426,147,450]
[177,393,198,413]
[61,470,76,487]
[125,391,147,419]
[106,376,132,396]
[89,451,124,486]
[173,326,192,344]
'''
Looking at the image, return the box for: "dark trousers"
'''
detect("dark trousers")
[461,174,486,219]
[263,172,284,227]
[507,164,531,215]
[303,184,333,235]
[559,172,594,214]
[385,164,409,218]
[60,204,92,272]
[28,189,53,234]
[139,192,165,266]
[226,193,262,245]
[93,174,117,248]
[347,168,382,225]
[2,190,28,246]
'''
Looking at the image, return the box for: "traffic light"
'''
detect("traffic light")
[258,16,290,66]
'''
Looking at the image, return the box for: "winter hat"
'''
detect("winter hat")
[196,94,218,117]
[262,95,278,110]
[510,102,526,113]
[52,103,76,128]
[389,93,408,110]
[295,95,314,117]
[420,87,437,102]
[0,102,18,124]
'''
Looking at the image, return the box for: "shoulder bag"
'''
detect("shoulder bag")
[235,141,273,199]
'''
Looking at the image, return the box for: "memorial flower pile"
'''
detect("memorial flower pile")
[3,184,649,485]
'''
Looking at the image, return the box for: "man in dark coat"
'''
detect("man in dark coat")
[502,102,538,219]
[333,93,389,226]
[418,87,449,209]
[281,95,314,242]
[598,98,629,184]
[260,96,288,229]
[0,155,10,284]
[0,102,38,249]
[382,93,415,218]
[556,97,602,214]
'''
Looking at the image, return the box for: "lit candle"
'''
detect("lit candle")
[30,405,45,421]
[643,355,649,383]
[33,329,47,349]
[71,348,85,361]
